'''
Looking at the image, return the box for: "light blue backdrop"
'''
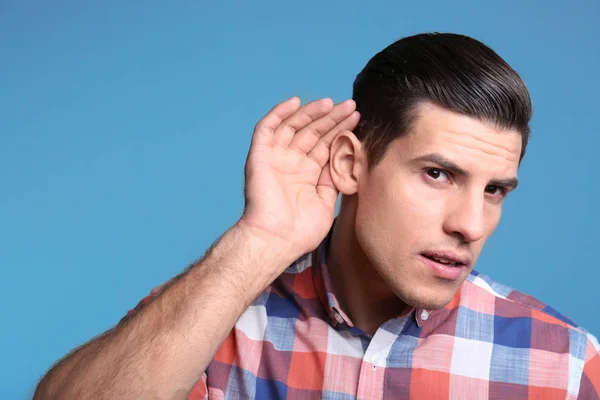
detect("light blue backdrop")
[1,1,598,398]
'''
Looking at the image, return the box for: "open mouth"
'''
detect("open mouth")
[419,251,469,280]
[421,253,465,268]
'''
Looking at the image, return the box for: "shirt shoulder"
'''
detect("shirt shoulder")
[464,270,599,357]
[461,271,600,396]
[465,270,582,328]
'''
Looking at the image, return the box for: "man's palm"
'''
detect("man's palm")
[240,97,359,259]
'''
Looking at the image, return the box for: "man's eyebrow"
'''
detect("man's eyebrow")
[412,153,469,177]
[489,177,519,191]
[412,152,519,190]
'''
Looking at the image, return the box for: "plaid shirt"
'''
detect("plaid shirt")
[129,234,600,399]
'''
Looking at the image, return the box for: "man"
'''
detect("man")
[35,33,599,399]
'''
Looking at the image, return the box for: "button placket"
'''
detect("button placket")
[371,355,379,370]
[357,325,399,400]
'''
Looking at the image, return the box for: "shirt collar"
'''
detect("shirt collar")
[311,222,434,329]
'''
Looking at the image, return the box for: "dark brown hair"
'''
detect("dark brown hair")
[352,32,532,167]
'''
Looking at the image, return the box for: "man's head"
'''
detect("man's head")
[329,33,532,310]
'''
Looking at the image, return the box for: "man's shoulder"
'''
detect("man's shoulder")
[463,270,599,352]
[465,271,569,318]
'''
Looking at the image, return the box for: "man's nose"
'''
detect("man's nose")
[443,194,486,243]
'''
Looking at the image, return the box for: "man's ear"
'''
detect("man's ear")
[329,130,366,195]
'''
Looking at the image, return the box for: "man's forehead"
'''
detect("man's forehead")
[402,103,523,165]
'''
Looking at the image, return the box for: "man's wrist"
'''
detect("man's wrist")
[231,220,298,270]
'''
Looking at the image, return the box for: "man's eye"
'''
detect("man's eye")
[485,185,507,197]
[426,168,449,181]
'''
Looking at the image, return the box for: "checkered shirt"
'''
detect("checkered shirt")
[128,236,600,399]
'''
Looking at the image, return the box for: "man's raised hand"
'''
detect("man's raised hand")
[238,97,360,262]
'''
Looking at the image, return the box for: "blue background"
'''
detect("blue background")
[1,1,599,398]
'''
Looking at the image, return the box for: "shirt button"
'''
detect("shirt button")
[420,310,430,321]
[334,313,344,324]
[372,355,379,366]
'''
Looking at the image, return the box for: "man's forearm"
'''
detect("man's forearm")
[34,224,292,400]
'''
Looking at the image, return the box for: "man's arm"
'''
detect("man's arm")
[34,97,360,399]
[34,224,293,400]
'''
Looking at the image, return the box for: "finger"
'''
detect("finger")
[307,113,360,167]
[288,99,356,154]
[273,98,334,147]
[316,163,339,211]
[251,97,301,147]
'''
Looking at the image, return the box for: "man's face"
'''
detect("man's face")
[354,102,522,310]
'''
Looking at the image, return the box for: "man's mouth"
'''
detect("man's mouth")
[420,251,470,267]
[423,255,459,267]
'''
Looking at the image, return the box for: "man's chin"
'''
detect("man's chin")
[399,287,458,311]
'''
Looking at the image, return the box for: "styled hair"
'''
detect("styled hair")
[352,32,532,167]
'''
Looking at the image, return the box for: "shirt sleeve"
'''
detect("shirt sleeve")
[578,334,600,399]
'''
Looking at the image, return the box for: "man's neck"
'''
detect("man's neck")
[326,203,409,336]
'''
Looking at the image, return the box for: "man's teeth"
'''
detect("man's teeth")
[431,256,457,266]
